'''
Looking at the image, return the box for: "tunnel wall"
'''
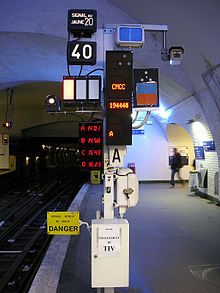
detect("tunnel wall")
[158,95,219,198]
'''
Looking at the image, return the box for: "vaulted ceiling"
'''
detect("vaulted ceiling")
[0,0,219,136]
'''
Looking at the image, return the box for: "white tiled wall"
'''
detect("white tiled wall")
[125,93,219,199]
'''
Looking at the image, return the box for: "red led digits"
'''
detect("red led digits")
[88,149,101,155]
[79,122,103,170]
[88,125,101,131]
[94,150,101,155]
[87,137,101,143]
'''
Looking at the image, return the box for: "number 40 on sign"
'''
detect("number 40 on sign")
[67,41,96,65]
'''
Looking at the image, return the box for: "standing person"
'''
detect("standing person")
[169,148,183,188]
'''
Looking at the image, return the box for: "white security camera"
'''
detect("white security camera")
[169,47,184,65]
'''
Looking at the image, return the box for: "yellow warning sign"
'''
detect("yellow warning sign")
[47,211,79,235]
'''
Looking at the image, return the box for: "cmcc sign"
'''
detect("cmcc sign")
[112,83,126,90]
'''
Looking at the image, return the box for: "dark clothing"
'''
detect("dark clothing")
[171,168,182,186]
[170,152,183,187]
[171,152,182,170]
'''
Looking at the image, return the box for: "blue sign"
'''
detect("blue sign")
[194,146,205,160]
[203,141,215,151]
[169,156,189,166]
[132,129,144,135]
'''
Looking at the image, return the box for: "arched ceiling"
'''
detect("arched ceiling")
[0,0,219,136]
[109,0,220,92]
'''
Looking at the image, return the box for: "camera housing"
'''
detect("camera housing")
[169,47,184,65]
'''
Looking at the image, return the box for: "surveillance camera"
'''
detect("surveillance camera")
[169,47,184,65]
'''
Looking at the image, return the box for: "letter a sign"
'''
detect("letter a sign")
[109,146,127,167]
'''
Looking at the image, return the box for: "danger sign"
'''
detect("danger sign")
[47,211,79,235]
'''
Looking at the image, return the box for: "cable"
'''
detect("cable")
[132,111,151,129]
[132,110,139,124]
[85,68,103,76]
[78,65,83,76]
[79,220,91,235]
[87,104,98,122]
[66,32,71,76]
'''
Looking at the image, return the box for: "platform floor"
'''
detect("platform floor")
[29,183,220,293]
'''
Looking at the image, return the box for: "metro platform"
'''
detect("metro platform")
[29,183,220,293]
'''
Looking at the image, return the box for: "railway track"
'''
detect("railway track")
[0,167,88,293]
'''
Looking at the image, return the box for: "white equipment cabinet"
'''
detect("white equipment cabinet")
[91,218,129,288]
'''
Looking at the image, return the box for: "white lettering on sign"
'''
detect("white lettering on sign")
[71,43,93,60]
[71,20,85,25]
[71,13,94,27]
[98,226,120,258]
[72,13,86,18]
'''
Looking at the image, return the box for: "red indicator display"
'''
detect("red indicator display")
[105,99,132,145]
[79,122,103,170]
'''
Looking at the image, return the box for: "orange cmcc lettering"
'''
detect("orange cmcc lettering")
[112,83,126,90]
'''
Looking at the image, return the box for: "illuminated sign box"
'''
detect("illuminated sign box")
[68,9,97,37]
[67,41,96,65]
[79,122,103,170]
[63,76,101,106]
[133,68,159,111]
[203,141,215,151]
[136,82,158,105]
[116,26,144,47]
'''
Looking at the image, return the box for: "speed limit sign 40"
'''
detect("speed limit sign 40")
[67,41,96,65]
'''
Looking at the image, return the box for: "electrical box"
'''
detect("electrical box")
[116,168,139,217]
[105,51,133,145]
[91,218,129,288]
